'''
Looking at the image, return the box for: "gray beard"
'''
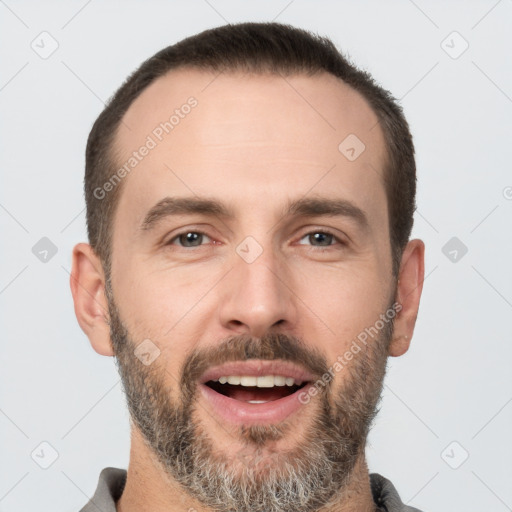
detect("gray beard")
[107,290,392,512]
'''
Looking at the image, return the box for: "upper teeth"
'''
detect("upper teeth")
[213,375,302,387]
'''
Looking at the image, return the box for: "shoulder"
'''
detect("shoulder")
[370,473,424,512]
[78,467,127,512]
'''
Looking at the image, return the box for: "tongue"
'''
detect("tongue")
[226,385,295,402]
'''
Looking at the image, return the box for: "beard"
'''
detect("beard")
[106,284,394,512]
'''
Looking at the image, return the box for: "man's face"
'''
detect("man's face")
[108,69,396,510]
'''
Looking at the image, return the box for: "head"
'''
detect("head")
[71,22,424,512]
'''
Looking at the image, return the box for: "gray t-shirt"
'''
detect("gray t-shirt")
[79,467,423,512]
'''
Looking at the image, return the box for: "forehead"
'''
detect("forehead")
[112,68,388,234]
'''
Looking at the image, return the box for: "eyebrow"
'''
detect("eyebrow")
[139,196,370,233]
[140,197,233,231]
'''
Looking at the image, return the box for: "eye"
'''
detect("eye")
[168,231,212,247]
[297,231,343,247]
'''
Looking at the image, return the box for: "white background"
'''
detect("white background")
[1,1,511,511]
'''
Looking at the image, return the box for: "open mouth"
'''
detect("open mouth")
[205,378,308,404]
[198,361,316,424]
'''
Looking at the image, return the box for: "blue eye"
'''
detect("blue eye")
[169,231,212,247]
[298,231,339,247]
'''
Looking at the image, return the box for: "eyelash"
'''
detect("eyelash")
[165,229,345,249]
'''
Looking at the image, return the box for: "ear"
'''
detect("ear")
[388,238,425,357]
[70,243,114,356]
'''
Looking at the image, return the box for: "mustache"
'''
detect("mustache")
[180,332,329,393]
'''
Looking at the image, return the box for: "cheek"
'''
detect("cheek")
[291,259,389,359]
[112,271,205,388]
[113,255,224,342]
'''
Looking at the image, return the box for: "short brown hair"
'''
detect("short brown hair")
[85,22,416,279]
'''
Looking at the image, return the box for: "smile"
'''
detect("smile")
[205,375,306,403]
[198,360,315,424]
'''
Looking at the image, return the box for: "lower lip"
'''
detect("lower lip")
[199,383,313,425]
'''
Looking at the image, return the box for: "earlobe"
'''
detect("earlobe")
[388,239,425,357]
[70,243,114,356]
[389,334,410,357]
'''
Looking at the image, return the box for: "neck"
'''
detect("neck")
[116,427,376,512]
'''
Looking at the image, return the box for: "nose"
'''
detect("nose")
[218,245,297,338]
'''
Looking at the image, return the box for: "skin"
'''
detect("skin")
[70,68,424,511]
